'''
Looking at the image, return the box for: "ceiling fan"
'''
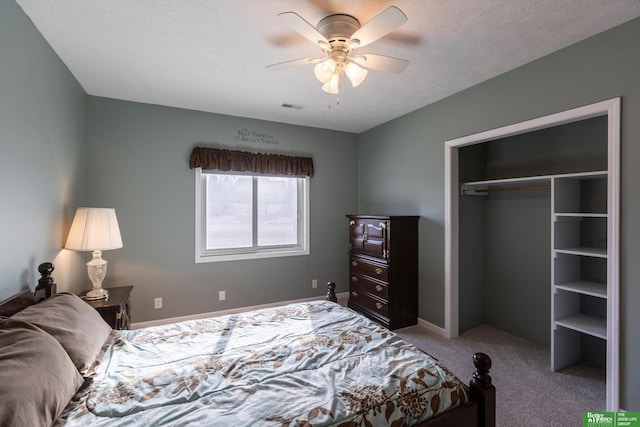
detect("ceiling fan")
[267,6,410,94]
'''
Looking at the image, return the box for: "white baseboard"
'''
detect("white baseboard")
[415,317,447,337]
[132,291,350,329]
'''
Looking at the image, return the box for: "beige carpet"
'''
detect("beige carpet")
[395,324,605,427]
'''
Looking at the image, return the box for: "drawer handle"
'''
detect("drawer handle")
[351,261,358,267]
[375,285,383,292]
[375,268,383,275]
[375,302,383,310]
[351,276,358,282]
[351,291,359,297]
[349,220,355,226]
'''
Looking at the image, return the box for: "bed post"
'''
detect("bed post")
[469,352,496,427]
[326,282,337,303]
[36,262,57,298]
[0,262,57,317]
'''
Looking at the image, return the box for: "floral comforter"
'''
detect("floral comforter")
[59,301,467,426]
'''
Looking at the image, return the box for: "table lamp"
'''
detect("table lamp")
[65,207,123,301]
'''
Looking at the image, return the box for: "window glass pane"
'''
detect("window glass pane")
[196,169,308,262]
[205,174,252,249]
[257,176,297,246]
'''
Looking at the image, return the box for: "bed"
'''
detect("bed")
[0,263,495,427]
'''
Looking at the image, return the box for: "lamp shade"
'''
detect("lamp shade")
[313,59,336,83]
[65,208,123,251]
[321,73,341,94]
[344,61,368,87]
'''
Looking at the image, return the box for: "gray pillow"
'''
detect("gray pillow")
[13,292,112,375]
[0,318,84,426]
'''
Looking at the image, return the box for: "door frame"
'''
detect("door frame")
[444,97,620,410]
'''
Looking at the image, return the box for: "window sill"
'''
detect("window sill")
[195,248,309,263]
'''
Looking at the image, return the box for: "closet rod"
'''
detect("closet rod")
[475,184,551,193]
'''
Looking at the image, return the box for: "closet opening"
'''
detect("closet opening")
[444,98,620,410]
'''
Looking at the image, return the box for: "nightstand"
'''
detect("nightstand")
[80,286,133,330]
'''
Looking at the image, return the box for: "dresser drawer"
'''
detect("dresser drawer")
[349,287,389,318]
[350,257,388,282]
[349,273,388,300]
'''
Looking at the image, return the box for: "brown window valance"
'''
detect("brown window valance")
[189,147,314,177]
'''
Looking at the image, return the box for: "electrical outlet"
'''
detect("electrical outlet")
[312,279,318,289]
[219,290,226,301]
[154,297,162,309]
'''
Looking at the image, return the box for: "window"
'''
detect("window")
[195,168,309,262]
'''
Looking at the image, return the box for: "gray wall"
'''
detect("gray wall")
[85,97,358,322]
[484,189,551,346]
[0,0,87,300]
[357,17,640,410]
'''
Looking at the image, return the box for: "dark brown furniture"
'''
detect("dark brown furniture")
[347,214,419,329]
[79,286,133,330]
[0,262,57,317]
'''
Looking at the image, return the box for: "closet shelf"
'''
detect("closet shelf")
[555,314,607,340]
[555,281,607,298]
[554,247,607,258]
[554,213,608,219]
[461,170,607,195]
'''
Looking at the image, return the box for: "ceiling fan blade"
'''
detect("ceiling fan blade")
[266,57,324,69]
[353,54,409,73]
[278,12,329,46]
[350,6,408,48]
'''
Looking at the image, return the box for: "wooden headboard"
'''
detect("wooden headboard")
[0,262,57,317]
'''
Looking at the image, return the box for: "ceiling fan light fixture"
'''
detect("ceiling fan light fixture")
[271,7,409,96]
[344,61,368,87]
[321,73,340,94]
[314,59,337,83]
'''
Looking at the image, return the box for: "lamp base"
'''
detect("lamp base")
[86,250,109,301]
[86,287,109,301]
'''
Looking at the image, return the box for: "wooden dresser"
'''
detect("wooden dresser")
[346,215,419,330]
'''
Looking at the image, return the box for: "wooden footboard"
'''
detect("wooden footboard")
[326,282,495,427]
[415,352,495,427]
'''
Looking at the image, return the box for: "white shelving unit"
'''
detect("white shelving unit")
[460,170,612,370]
[551,171,609,371]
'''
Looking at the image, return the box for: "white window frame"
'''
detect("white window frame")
[195,167,310,263]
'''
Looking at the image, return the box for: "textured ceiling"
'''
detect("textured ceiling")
[16,0,640,133]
